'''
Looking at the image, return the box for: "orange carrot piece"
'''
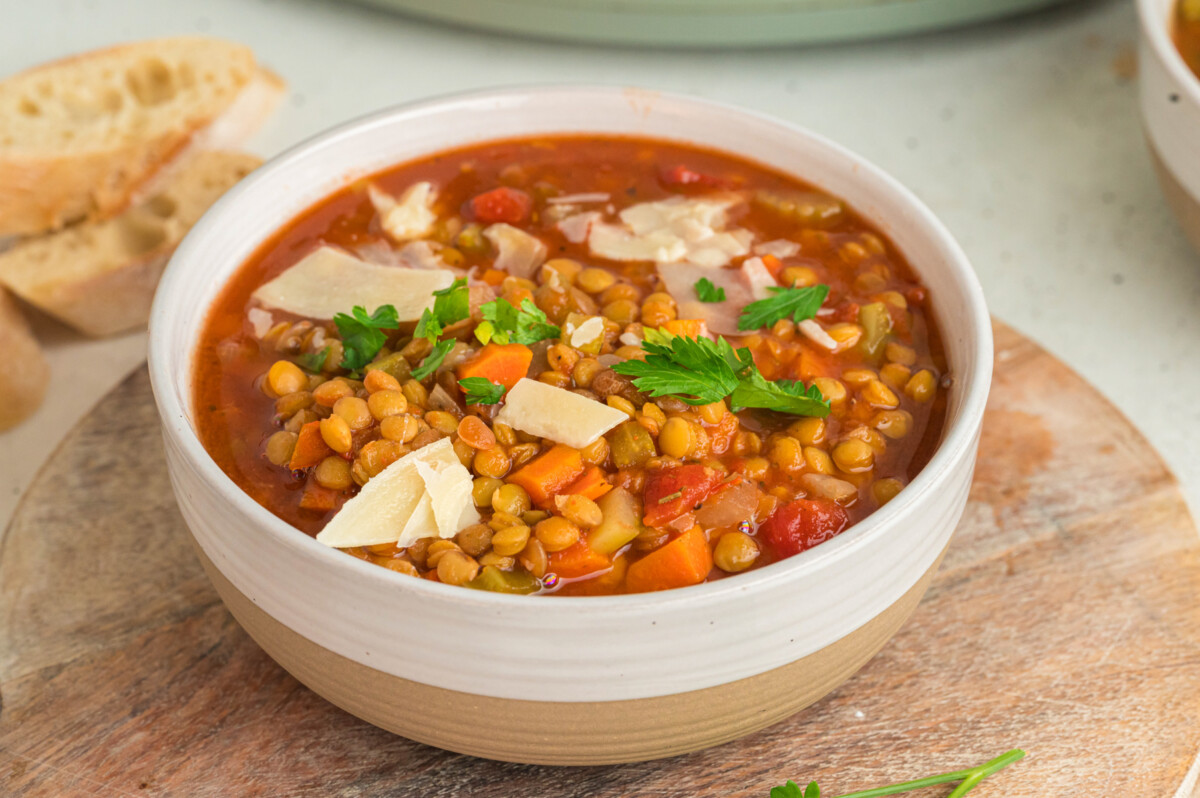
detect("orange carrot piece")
[481,268,507,286]
[501,287,535,309]
[662,319,707,339]
[289,421,333,471]
[507,444,585,506]
[548,540,612,580]
[624,526,713,593]
[299,481,338,512]
[564,466,613,501]
[760,253,783,276]
[456,342,533,393]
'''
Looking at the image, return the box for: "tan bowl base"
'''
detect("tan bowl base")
[195,543,942,765]
[1150,142,1200,256]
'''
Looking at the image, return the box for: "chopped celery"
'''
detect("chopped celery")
[859,301,893,360]
[609,421,657,469]
[753,190,844,228]
[588,487,643,555]
[364,350,412,383]
[466,566,541,595]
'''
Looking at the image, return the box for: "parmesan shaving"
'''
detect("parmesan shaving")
[251,246,453,321]
[657,259,780,335]
[484,223,547,278]
[494,378,627,449]
[247,307,274,338]
[755,239,801,259]
[797,319,838,350]
[586,196,752,267]
[568,316,605,349]
[368,181,437,241]
[558,211,601,244]
[315,439,479,550]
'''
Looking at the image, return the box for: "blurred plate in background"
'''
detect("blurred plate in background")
[344,0,1077,47]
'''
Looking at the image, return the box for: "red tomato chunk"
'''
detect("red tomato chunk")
[760,499,849,559]
[470,187,533,224]
[643,464,722,527]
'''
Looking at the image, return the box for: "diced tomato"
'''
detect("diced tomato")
[831,301,860,325]
[658,164,729,190]
[643,464,722,527]
[469,187,532,224]
[760,499,849,559]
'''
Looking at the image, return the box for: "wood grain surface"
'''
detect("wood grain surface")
[2,321,1199,797]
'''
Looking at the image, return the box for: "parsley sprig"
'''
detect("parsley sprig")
[738,284,830,331]
[612,329,830,418]
[458,377,505,405]
[771,749,1025,798]
[412,278,470,379]
[333,305,400,371]
[475,298,560,346]
[694,277,726,303]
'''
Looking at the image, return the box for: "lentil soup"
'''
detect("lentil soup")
[193,135,949,596]
[1178,0,1200,76]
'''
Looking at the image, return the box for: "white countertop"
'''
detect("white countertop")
[2,0,1197,534]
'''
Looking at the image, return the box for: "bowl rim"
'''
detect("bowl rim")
[149,84,992,610]
[1139,0,1200,108]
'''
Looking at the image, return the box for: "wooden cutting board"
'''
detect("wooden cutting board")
[2,321,1199,797]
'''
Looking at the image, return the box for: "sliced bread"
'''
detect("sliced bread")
[0,151,262,337]
[0,288,50,431]
[0,37,281,237]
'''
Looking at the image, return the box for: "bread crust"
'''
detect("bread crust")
[0,289,50,431]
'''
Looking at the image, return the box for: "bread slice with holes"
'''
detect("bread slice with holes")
[0,288,50,431]
[0,36,282,237]
[0,151,261,337]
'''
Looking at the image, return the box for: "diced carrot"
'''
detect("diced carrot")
[760,253,783,276]
[548,540,612,580]
[564,466,613,501]
[662,319,707,339]
[507,444,585,507]
[299,481,338,512]
[289,421,333,471]
[456,342,533,393]
[501,287,535,309]
[625,526,713,593]
[481,268,508,286]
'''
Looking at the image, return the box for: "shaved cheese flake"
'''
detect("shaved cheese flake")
[558,211,601,244]
[495,378,627,449]
[368,181,437,241]
[252,246,453,321]
[484,223,547,278]
[568,316,606,349]
[413,457,478,538]
[755,239,801,259]
[798,319,838,350]
[657,259,780,336]
[315,439,478,550]
[247,307,274,338]
[587,195,751,267]
[397,240,447,270]
[546,192,610,204]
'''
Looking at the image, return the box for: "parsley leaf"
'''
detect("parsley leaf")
[458,377,505,405]
[612,333,742,405]
[475,298,560,346]
[411,339,456,380]
[613,329,828,418]
[296,346,331,373]
[694,277,726,303]
[768,781,812,798]
[730,370,830,417]
[416,278,470,342]
[334,305,400,371]
[738,284,830,331]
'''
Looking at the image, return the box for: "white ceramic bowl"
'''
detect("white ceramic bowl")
[1139,0,1200,254]
[148,86,992,765]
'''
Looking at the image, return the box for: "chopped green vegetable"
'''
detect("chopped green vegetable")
[333,305,400,371]
[609,421,658,469]
[612,328,829,418]
[296,346,331,373]
[415,277,469,342]
[411,339,456,380]
[364,351,412,383]
[858,301,893,359]
[730,369,830,418]
[738,284,830,332]
[769,748,1026,798]
[694,277,726,303]
[466,565,541,595]
[458,376,505,405]
[475,297,560,346]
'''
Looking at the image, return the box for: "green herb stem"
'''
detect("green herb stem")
[831,750,1025,798]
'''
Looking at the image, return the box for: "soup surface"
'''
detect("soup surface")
[1178,0,1200,77]
[194,135,948,596]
